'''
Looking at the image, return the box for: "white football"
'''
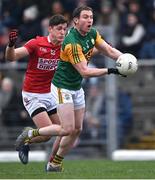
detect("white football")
[116,53,138,76]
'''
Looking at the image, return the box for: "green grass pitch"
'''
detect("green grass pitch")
[1,159,155,179]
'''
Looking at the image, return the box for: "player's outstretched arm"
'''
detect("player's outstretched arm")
[73,60,126,78]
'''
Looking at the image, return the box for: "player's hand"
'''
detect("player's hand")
[108,68,127,77]
[8,29,18,47]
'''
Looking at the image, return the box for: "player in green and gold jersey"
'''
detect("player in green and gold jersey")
[52,27,103,90]
[44,5,125,172]
[52,21,121,90]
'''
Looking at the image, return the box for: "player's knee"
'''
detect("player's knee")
[57,126,72,136]
[63,126,75,136]
[62,127,82,136]
[72,128,82,136]
[59,128,70,136]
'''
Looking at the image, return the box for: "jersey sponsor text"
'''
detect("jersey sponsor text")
[37,58,58,70]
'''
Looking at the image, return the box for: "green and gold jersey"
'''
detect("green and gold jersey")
[52,27,104,90]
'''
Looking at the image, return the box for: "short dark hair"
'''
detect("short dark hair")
[49,14,68,26]
[72,6,93,18]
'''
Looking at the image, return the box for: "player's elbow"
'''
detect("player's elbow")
[81,73,89,78]
[80,69,90,78]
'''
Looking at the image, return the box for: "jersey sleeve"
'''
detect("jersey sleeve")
[24,39,37,54]
[95,31,105,47]
[61,43,86,64]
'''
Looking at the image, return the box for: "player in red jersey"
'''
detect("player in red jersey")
[5,15,68,167]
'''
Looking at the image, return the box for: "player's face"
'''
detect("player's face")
[49,23,67,44]
[76,10,93,35]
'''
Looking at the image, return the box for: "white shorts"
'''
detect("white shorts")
[51,83,85,110]
[22,90,57,117]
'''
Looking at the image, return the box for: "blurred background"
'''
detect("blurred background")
[0,0,155,160]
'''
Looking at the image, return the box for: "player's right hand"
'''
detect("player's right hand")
[108,68,127,77]
[8,29,18,47]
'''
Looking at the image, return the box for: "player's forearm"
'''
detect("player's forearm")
[80,67,123,78]
[5,46,16,61]
[104,47,123,60]
[81,67,108,78]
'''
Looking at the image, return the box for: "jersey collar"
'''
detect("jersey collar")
[47,36,51,43]
[47,35,61,49]
[73,27,88,38]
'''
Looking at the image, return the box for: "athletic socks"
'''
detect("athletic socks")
[28,129,40,138]
[52,154,64,166]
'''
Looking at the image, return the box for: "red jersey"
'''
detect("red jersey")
[23,36,61,93]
